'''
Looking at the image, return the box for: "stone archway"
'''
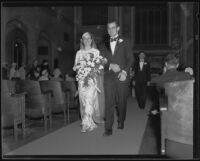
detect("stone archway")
[6,19,28,67]
[13,39,26,68]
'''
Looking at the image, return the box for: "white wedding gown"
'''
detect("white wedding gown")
[74,48,105,132]
[78,79,98,132]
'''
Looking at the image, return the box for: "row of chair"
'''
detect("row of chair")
[2,80,26,141]
[160,79,194,158]
[2,79,79,141]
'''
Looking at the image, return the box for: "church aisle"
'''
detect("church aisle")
[5,97,150,155]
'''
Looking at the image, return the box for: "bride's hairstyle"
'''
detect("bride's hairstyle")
[80,32,97,49]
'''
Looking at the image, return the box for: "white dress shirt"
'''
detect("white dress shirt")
[109,35,127,76]
[139,61,144,71]
[110,41,117,55]
[110,35,118,55]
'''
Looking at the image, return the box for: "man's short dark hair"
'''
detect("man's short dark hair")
[165,54,179,66]
[107,19,119,27]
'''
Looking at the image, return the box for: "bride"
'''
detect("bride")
[73,32,105,133]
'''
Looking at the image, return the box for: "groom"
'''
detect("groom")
[99,19,133,136]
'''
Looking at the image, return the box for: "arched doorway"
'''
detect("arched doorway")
[6,28,28,68]
[14,39,24,67]
[6,19,28,68]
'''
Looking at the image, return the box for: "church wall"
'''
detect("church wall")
[2,7,74,74]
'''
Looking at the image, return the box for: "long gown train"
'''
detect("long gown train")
[79,79,98,132]
[79,75,105,132]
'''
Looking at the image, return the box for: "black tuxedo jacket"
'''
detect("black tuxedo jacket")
[99,36,133,83]
[133,59,151,84]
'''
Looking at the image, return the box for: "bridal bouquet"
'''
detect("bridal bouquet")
[74,52,106,87]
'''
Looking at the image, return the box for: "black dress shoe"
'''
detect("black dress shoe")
[103,130,112,136]
[117,122,124,129]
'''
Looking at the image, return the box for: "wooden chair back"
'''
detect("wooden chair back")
[161,79,194,157]
[17,80,47,118]
[61,81,77,108]
[15,80,52,131]
[2,80,26,140]
[40,80,65,113]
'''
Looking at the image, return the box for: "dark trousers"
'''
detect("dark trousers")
[148,85,160,112]
[135,82,148,109]
[104,77,129,130]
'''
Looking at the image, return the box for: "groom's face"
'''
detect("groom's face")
[107,22,120,38]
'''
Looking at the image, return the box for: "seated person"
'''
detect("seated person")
[38,69,50,81]
[65,73,76,82]
[27,59,39,78]
[52,68,63,81]
[13,67,20,80]
[40,59,52,79]
[33,69,40,80]
[18,63,26,80]
[2,62,9,79]
[9,62,17,80]
[149,53,192,115]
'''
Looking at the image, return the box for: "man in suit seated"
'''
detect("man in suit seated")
[149,53,192,115]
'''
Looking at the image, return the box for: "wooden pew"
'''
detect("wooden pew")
[16,80,52,131]
[39,80,70,124]
[61,81,77,108]
[61,81,80,121]
[2,80,26,141]
[6,79,16,93]
[160,79,194,158]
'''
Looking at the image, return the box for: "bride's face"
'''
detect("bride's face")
[82,35,92,48]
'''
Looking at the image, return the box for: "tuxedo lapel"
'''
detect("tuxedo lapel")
[104,36,122,56]
[139,61,143,71]
[105,40,112,54]
[140,62,147,71]
[113,40,119,55]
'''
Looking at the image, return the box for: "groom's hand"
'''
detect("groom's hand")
[118,71,127,81]
[110,63,121,73]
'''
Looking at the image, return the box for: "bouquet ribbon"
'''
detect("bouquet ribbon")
[94,78,101,93]
[95,85,101,93]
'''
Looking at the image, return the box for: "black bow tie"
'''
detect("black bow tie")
[110,37,118,42]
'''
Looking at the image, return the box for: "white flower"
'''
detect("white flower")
[118,39,123,43]
[99,65,103,70]
[86,55,90,61]
[93,52,98,58]
[91,62,95,67]
[75,50,107,87]
[87,61,92,65]
[80,60,86,66]
[96,59,100,63]
[88,78,94,86]
[104,58,107,63]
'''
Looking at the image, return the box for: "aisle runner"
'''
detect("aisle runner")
[6,97,149,155]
